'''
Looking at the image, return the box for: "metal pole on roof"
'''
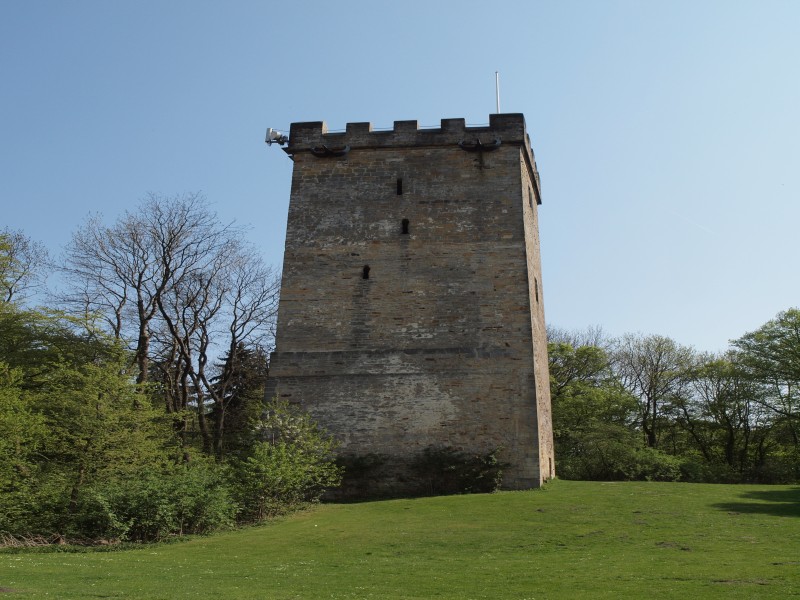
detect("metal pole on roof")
[495,71,500,113]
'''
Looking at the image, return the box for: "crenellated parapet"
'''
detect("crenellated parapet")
[285,113,542,202]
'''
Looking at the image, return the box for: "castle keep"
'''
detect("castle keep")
[267,113,554,495]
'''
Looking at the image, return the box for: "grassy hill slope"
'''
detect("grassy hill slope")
[2,480,799,599]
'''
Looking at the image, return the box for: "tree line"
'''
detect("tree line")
[0,194,340,544]
[2,192,798,543]
[549,320,800,483]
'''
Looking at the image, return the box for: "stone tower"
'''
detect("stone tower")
[266,113,554,496]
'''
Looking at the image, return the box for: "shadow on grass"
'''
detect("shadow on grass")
[713,487,800,518]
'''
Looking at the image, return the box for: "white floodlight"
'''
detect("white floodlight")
[266,128,288,146]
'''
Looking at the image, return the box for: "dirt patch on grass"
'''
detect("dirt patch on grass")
[655,541,692,551]
[0,588,18,594]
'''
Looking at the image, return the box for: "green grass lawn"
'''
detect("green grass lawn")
[2,480,799,599]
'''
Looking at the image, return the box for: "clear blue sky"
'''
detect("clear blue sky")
[2,0,799,353]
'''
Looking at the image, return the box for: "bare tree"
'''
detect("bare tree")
[208,254,278,456]
[547,324,610,351]
[60,193,280,452]
[0,228,49,304]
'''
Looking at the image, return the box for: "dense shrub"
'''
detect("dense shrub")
[0,294,345,544]
[44,461,235,543]
[231,399,341,522]
[555,424,682,482]
[105,461,235,542]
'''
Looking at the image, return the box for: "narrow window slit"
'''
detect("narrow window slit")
[362,265,370,280]
[401,218,409,235]
[396,178,403,195]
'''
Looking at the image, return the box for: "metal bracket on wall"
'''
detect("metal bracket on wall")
[458,138,501,152]
[310,145,351,157]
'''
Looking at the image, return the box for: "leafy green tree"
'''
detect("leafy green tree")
[0,363,49,532]
[209,343,270,459]
[39,352,174,530]
[0,300,180,537]
[612,334,695,448]
[232,399,341,522]
[550,321,799,484]
[732,309,800,481]
[671,354,770,481]
[549,341,661,480]
[733,309,800,442]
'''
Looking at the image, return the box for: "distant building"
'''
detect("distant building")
[266,114,554,496]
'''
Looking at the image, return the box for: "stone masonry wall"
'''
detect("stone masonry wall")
[267,114,554,495]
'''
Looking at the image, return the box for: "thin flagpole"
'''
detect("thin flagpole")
[495,71,500,113]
